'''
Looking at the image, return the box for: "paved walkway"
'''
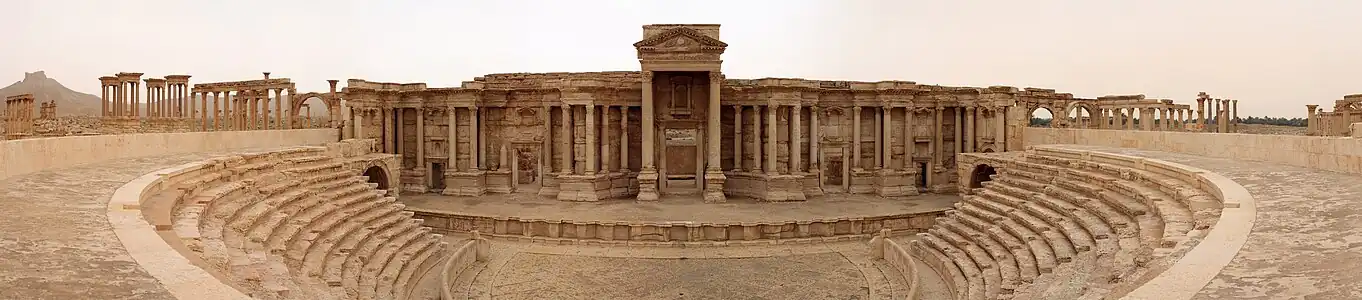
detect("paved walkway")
[403,192,957,223]
[1050,145,1362,299]
[0,149,280,300]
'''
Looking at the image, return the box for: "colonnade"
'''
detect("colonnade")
[4,94,34,137]
[1195,95,1239,133]
[100,76,141,118]
[551,105,631,175]
[187,88,294,131]
[1088,107,1193,131]
[143,80,192,118]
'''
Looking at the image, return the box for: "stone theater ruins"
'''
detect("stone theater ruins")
[7,23,1362,300]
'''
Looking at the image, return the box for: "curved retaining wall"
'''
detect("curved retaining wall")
[3,129,337,181]
[1022,145,1256,300]
[869,229,922,299]
[1023,127,1362,175]
[439,233,490,300]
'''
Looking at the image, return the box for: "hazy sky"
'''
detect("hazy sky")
[3,0,1359,118]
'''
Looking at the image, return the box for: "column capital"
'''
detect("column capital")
[642,71,654,83]
[709,72,723,81]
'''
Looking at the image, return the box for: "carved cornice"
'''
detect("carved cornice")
[633,26,728,49]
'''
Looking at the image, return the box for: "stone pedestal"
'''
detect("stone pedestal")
[401,168,429,193]
[849,169,877,194]
[636,169,660,201]
[485,170,514,193]
[557,173,612,202]
[874,169,918,197]
[723,172,807,202]
[703,170,727,203]
[442,171,486,196]
[800,171,825,197]
[610,172,632,198]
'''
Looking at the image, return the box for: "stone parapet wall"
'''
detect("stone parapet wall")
[868,229,923,299]
[1023,127,1362,175]
[1,128,338,181]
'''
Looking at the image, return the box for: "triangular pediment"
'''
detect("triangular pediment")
[633,27,728,49]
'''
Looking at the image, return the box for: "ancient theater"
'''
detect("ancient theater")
[6,23,1359,300]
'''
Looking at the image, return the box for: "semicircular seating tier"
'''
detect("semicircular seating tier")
[914,146,1226,300]
[144,142,450,300]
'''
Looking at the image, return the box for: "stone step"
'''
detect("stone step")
[359,229,433,300]
[340,220,423,295]
[952,210,1041,282]
[910,239,970,300]
[939,218,1022,293]
[956,202,1060,273]
[264,189,380,255]
[920,233,989,300]
[279,193,388,258]
[321,214,414,284]
[390,240,445,300]
[299,205,408,277]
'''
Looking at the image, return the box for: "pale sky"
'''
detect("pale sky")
[3,0,1359,118]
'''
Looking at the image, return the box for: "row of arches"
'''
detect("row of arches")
[1027,105,1184,129]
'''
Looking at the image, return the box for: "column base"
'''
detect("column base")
[849,169,877,194]
[874,169,919,197]
[800,171,826,197]
[703,169,727,203]
[557,173,612,202]
[401,168,429,193]
[635,169,660,201]
[485,169,515,193]
[722,171,807,202]
[610,171,634,198]
[441,171,486,196]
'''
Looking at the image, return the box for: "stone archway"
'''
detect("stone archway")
[291,92,340,127]
[363,165,391,190]
[969,164,997,189]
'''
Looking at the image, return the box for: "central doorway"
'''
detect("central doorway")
[662,127,701,195]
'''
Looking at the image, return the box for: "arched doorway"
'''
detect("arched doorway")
[1028,106,1054,128]
[969,164,998,189]
[1067,104,1094,129]
[363,166,390,190]
[290,92,339,128]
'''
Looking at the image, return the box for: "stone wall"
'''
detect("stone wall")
[0,128,338,181]
[1023,127,1362,175]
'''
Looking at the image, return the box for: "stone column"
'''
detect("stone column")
[877,106,887,169]
[560,105,573,174]
[964,107,975,152]
[472,107,482,170]
[100,84,107,117]
[417,108,426,176]
[932,107,943,185]
[996,106,1007,151]
[1219,99,1231,133]
[904,108,914,169]
[275,88,284,130]
[707,73,723,174]
[733,106,743,171]
[383,107,393,153]
[752,105,763,173]
[791,104,802,173]
[449,107,458,171]
[641,72,656,171]
[248,92,257,129]
[954,108,964,154]
[620,106,629,172]
[132,81,140,118]
[397,108,405,160]
[766,104,777,174]
[1232,99,1239,132]
[1127,108,1137,130]
[200,91,208,131]
[587,104,598,175]
[852,106,862,170]
[811,106,821,171]
[1307,105,1319,135]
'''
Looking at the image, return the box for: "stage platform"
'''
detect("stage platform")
[400,193,957,246]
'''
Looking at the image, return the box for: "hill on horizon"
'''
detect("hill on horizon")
[0,71,102,116]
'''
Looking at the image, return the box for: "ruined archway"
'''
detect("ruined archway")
[363,165,390,191]
[1067,102,1096,129]
[1028,106,1055,128]
[969,164,998,189]
[290,92,339,128]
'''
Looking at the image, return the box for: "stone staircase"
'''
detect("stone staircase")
[914,148,1222,299]
[168,146,447,300]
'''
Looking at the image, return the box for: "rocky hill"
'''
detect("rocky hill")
[0,71,102,116]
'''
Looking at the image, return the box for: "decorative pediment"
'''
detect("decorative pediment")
[633,27,728,53]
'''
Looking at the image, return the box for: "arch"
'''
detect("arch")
[290,92,340,127]
[1027,105,1055,128]
[969,164,998,189]
[363,165,391,190]
[1066,102,1096,129]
